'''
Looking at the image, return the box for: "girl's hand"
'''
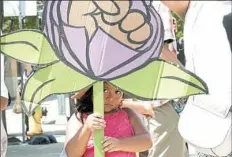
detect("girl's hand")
[84,113,106,130]
[102,137,121,152]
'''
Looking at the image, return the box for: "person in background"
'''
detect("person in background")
[17,64,35,134]
[155,2,182,67]
[1,4,8,154]
[162,1,231,156]
[1,54,9,157]
[16,64,43,138]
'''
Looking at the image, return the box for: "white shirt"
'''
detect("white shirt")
[184,1,231,117]
[1,54,8,99]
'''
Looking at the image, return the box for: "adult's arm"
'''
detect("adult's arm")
[160,43,183,67]
[161,1,190,20]
[121,100,154,117]
[0,97,8,111]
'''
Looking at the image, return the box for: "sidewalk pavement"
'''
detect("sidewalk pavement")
[7,142,64,157]
[6,129,197,157]
[6,143,196,157]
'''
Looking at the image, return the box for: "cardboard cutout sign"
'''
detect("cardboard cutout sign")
[0,1,208,156]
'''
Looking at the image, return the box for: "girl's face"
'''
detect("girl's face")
[104,82,123,112]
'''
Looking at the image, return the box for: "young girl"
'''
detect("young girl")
[65,82,152,157]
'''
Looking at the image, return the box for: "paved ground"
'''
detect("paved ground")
[7,143,65,157]
[6,144,196,157]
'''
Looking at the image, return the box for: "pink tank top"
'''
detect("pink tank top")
[83,109,136,157]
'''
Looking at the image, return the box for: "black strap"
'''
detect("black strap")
[0,0,3,32]
[223,13,232,52]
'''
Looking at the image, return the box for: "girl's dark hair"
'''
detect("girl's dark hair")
[75,87,93,123]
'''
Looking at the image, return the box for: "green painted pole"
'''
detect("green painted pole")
[93,81,104,157]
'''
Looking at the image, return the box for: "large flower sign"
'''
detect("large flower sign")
[0,1,208,157]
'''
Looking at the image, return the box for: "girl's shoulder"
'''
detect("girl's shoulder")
[74,112,85,124]
[104,109,131,121]
[122,108,138,120]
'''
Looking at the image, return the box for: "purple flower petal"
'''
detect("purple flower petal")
[60,1,69,23]
[102,39,163,79]
[60,36,85,74]
[63,25,88,70]
[89,28,139,77]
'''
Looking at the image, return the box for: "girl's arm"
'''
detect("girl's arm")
[119,108,152,152]
[64,113,91,157]
[121,100,155,118]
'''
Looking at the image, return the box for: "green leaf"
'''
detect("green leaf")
[0,30,58,65]
[110,60,208,100]
[22,61,95,115]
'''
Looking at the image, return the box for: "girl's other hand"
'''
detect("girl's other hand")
[102,136,121,152]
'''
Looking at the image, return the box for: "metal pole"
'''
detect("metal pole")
[0,0,3,30]
[18,1,26,143]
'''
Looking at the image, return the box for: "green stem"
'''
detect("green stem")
[93,81,104,157]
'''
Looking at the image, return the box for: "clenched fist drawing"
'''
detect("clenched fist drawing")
[69,1,152,48]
